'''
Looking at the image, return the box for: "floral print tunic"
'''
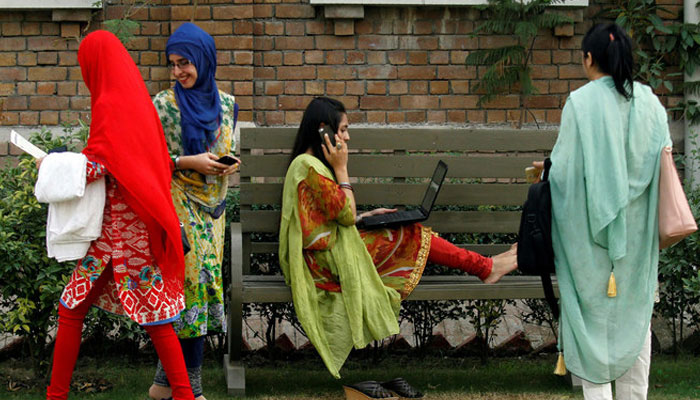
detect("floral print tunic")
[152,89,236,337]
[60,160,185,325]
[299,167,432,300]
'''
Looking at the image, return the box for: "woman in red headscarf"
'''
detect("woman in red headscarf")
[40,30,195,400]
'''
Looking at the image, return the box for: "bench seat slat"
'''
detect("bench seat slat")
[241,183,528,206]
[240,128,557,152]
[241,275,559,302]
[247,242,513,256]
[241,154,545,178]
[240,210,521,233]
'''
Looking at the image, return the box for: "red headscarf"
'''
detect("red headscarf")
[79,30,184,287]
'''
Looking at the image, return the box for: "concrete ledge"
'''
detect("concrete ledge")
[1,0,101,9]
[223,354,246,397]
[311,0,588,6]
[324,5,364,19]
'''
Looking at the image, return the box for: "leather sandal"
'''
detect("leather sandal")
[343,381,398,400]
[380,377,424,399]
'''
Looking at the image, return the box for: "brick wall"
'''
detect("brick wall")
[0,0,685,154]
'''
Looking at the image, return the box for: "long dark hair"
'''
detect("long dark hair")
[290,97,347,173]
[581,23,635,100]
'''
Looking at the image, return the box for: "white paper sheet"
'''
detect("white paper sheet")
[10,130,47,159]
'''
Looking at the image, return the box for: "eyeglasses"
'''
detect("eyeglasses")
[168,59,192,70]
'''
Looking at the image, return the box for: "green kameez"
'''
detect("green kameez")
[550,77,671,383]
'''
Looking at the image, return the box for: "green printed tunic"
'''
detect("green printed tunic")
[550,77,671,383]
[153,88,237,338]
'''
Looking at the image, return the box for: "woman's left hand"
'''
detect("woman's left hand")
[358,208,398,221]
[214,155,241,176]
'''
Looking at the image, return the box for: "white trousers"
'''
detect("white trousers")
[581,329,652,400]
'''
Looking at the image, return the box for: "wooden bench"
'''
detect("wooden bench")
[224,127,561,396]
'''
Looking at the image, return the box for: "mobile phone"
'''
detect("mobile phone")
[525,166,541,183]
[216,155,238,166]
[318,125,336,148]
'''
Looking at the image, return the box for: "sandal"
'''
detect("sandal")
[380,377,424,399]
[343,381,398,400]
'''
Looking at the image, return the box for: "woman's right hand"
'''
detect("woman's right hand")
[321,133,348,173]
[177,152,228,176]
[36,156,45,170]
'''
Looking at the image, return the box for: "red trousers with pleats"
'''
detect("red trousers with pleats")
[428,235,493,281]
[46,265,194,400]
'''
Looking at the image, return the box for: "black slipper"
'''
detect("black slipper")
[381,377,424,398]
[343,381,398,399]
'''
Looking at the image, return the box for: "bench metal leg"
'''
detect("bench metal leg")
[225,222,245,396]
[565,372,583,391]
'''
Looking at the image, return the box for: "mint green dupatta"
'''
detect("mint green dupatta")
[279,154,401,378]
[550,77,671,383]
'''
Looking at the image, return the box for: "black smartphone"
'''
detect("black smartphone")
[216,155,238,166]
[318,125,336,148]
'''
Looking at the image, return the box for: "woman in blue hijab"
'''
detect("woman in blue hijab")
[148,22,239,400]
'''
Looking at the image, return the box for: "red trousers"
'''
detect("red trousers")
[46,265,194,400]
[428,235,493,281]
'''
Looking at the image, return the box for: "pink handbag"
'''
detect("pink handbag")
[658,147,697,249]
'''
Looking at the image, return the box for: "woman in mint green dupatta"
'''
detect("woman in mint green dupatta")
[279,97,518,382]
[543,23,671,400]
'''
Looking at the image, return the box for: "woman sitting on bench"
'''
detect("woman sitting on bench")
[278,97,518,398]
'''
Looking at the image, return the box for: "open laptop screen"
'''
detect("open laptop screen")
[420,161,448,213]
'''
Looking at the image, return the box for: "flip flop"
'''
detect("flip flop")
[343,381,398,400]
[380,377,424,399]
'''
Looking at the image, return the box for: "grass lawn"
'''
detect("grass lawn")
[1,353,698,399]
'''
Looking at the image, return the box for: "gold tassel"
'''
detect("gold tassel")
[607,271,617,298]
[553,351,567,376]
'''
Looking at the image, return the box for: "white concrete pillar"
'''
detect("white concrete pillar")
[685,0,700,188]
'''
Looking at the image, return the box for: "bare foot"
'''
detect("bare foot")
[148,383,171,400]
[483,243,518,284]
[196,396,207,400]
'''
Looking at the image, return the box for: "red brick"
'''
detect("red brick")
[278,95,312,110]
[0,53,15,66]
[215,5,254,19]
[234,81,253,96]
[40,22,59,36]
[285,111,304,125]
[408,51,428,65]
[335,96,359,110]
[37,82,56,95]
[389,81,408,95]
[28,67,67,81]
[255,96,278,110]
[367,111,386,124]
[482,95,519,109]
[306,20,329,35]
[405,111,425,123]
[40,111,59,125]
[427,110,446,123]
[216,36,253,50]
[276,4,315,19]
[367,81,386,95]
[326,81,345,95]
[552,50,573,64]
[325,50,344,65]
[375,20,393,35]
[316,36,355,50]
[439,36,477,50]
[367,51,386,65]
[408,81,428,94]
[346,81,364,95]
[234,21,253,35]
[398,66,436,80]
[30,96,68,110]
[318,65,354,80]
[559,65,585,79]
[263,111,283,125]
[264,21,284,35]
[0,83,14,95]
[2,22,21,36]
[284,52,303,65]
[429,51,449,65]
[569,80,587,92]
[286,21,305,36]
[531,50,551,65]
[264,52,282,66]
[0,37,26,51]
[550,80,569,94]
[149,7,170,21]
[450,80,469,94]
[530,65,558,79]
[171,6,210,20]
[16,82,34,95]
[4,96,27,110]
[284,81,303,95]
[2,112,19,125]
[450,51,468,65]
[196,21,233,35]
[400,95,438,109]
[305,81,324,95]
[57,82,77,96]
[430,81,449,95]
[360,96,399,110]
[19,111,39,125]
[254,67,275,80]
[358,36,398,50]
[533,80,549,95]
[387,111,404,123]
[253,5,273,18]
[22,22,40,35]
[393,19,410,35]
[441,95,478,109]
[275,36,314,50]
[546,109,562,124]
[479,36,518,49]
[347,51,365,65]
[558,36,581,50]
[278,66,316,80]
[358,65,397,80]
[236,96,253,111]
[234,51,254,65]
[525,109,546,124]
[414,20,434,35]
[217,66,254,80]
[388,51,407,65]
[58,51,78,66]
[305,50,324,64]
[355,19,373,35]
[439,65,475,80]
[487,110,506,123]
[400,36,438,50]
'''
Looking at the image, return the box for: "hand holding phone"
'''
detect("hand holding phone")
[319,125,336,148]
[216,155,238,166]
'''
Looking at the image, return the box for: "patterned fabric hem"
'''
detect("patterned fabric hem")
[399,226,432,300]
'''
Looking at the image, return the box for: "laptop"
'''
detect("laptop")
[357,160,448,230]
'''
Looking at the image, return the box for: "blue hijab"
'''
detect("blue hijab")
[166,23,221,155]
